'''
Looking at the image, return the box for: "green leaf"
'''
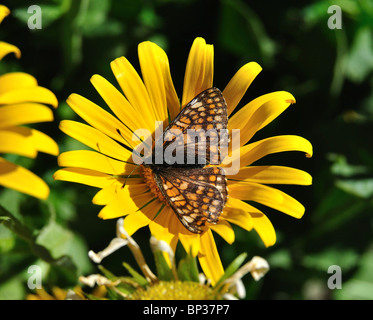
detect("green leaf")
[303,0,360,26]
[35,220,73,260]
[0,189,26,222]
[47,187,77,222]
[327,153,373,198]
[334,248,373,299]
[335,179,373,198]
[13,4,67,28]
[76,0,122,37]
[66,234,92,275]
[346,27,373,83]
[0,210,59,275]
[267,249,292,269]
[302,0,332,26]
[0,224,15,253]
[0,276,26,300]
[303,247,359,272]
[335,279,373,300]
[328,153,370,177]
[218,0,276,66]
[0,205,34,241]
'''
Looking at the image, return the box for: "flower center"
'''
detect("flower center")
[129,280,216,300]
[140,165,167,204]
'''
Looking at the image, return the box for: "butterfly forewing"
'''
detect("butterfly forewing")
[162,87,228,166]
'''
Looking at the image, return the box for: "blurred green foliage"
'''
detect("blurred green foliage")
[1,0,373,300]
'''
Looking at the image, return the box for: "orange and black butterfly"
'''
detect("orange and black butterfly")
[141,87,229,234]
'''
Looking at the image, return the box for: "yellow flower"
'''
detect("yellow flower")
[0,5,58,199]
[54,37,312,284]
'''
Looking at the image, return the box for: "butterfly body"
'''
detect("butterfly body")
[141,87,229,234]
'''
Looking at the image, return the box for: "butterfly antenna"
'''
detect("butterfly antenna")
[122,163,140,189]
[114,128,144,189]
[116,127,152,152]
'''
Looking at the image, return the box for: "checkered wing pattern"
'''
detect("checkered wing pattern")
[154,166,228,233]
[161,87,229,166]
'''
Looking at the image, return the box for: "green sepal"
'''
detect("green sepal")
[214,252,248,288]
[153,250,174,281]
[122,262,148,287]
[177,253,200,282]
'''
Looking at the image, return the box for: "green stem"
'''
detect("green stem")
[0,204,63,264]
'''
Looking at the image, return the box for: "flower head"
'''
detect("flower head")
[55,37,312,284]
[0,5,58,199]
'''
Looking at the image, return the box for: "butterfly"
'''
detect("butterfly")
[141,87,229,234]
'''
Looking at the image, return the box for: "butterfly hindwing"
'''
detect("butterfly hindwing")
[153,166,227,233]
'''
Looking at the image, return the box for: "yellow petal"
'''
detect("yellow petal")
[0,127,58,157]
[210,220,235,244]
[0,72,38,95]
[0,129,37,158]
[222,197,255,231]
[0,5,10,23]
[0,41,21,60]
[153,206,199,244]
[122,199,162,236]
[138,41,168,123]
[92,178,145,206]
[178,232,200,257]
[198,229,224,285]
[223,62,262,116]
[59,120,132,162]
[229,92,295,142]
[0,103,54,129]
[229,135,313,168]
[98,186,153,220]
[251,212,276,247]
[24,127,59,156]
[229,94,295,146]
[182,38,214,107]
[0,85,57,108]
[225,198,275,247]
[0,157,49,199]
[58,150,137,176]
[92,184,121,205]
[154,44,180,122]
[203,44,214,95]
[110,56,156,130]
[229,181,305,218]
[53,167,114,188]
[222,206,253,231]
[226,196,263,215]
[228,166,312,185]
[149,208,178,246]
[66,93,136,149]
[90,74,147,131]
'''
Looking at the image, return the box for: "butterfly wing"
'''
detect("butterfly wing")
[160,87,229,166]
[154,166,228,233]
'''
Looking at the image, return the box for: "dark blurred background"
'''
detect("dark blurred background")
[1,0,373,299]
